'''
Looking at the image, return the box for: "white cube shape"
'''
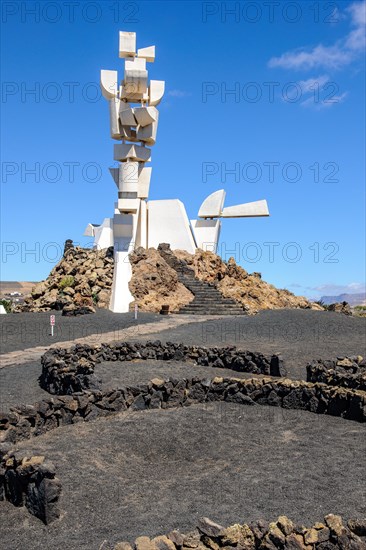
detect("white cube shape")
[125,57,146,71]
[119,161,139,193]
[117,198,140,213]
[137,120,158,146]
[124,58,148,95]
[137,110,159,144]
[119,84,149,103]
[119,31,136,58]
[137,46,155,63]
[119,103,137,126]
[114,143,151,162]
[101,70,118,99]
[134,106,158,127]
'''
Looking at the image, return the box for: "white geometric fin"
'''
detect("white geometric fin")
[198,190,226,218]
[101,70,118,99]
[221,200,269,218]
[137,46,155,63]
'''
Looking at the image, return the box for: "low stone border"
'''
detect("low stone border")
[307,356,366,391]
[0,446,61,524]
[2,376,365,447]
[40,341,285,395]
[107,514,366,550]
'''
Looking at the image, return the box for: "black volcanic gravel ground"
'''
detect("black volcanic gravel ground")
[0,309,365,549]
[0,310,161,354]
[1,403,365,550]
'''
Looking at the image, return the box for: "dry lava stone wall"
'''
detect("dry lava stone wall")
[39,341,285,395]
[2,376,365,448]
[108,514,366,550]
[307,356,366,391]
[0,447,61,524]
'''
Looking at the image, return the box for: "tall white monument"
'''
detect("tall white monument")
[85,31,270,313]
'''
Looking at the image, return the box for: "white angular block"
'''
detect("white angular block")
[119,31,136,58]
[149,80,165,106]
[137,45,155,62]
[92,218,114,249]
[148,200,196,253]
[126,57,146,70]
[120,125,138,142]
[83,223,96,237]
[117,198,140,213]
[109,167,119,188]
[119,84,149,103]
[119,103,137,126]
[198,190,226,218]
[221,200,269,218]
[124,57,148,95]
[108,98,122,140]
[119,161,139,193]
[101,70,118,99]
[190,219,221,253]
[137,166,152,198]
[137,117,159,146]
[114,144,151,162]
[134,106,158,127]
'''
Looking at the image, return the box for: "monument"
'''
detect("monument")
[84,31,270,312]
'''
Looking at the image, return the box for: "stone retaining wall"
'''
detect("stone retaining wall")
[109,514,366,550]
[0,447,61,524]
[40,341,285,395]
[307,356,366,391]
[2,376,365,447]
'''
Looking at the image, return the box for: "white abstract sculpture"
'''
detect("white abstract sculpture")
[84,31,270,313]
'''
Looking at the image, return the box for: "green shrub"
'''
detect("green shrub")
[92,292,99,305]
[0,299,12,313]
[58,276,75,290]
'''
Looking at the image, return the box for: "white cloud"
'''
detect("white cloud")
[268,0,366,70]
[309,282,366,294]
[298,74,330,93]
[300,91,348,110]
[167,89,191,98]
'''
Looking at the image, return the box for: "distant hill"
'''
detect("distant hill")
[320,292,366,306]
[0,281,37,297]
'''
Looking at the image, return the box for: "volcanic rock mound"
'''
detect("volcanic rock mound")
[20,243,323,315]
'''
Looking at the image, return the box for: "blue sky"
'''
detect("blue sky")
[1,0,365,300]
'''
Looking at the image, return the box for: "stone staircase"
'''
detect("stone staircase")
[158,244,246,315]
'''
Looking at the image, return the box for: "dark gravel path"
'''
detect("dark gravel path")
[143,310,366,380]
[1,403,365,550]
[0,310,161,354]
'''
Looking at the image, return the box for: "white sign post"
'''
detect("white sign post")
[134,304,138,320]
[50,314,55,336]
